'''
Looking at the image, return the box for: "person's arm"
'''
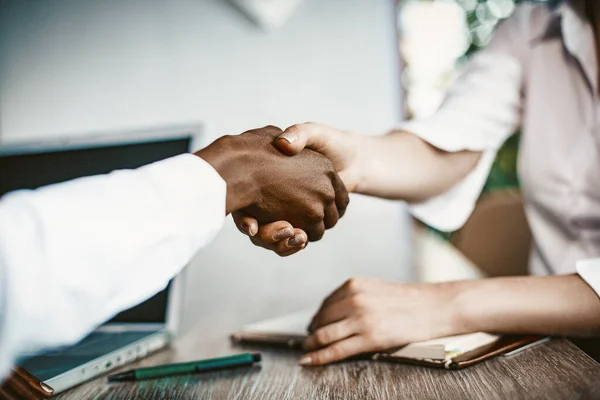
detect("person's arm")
[0,125,349,376]
[281,126,482,203]
[299,274,600,366]
[233,127,481,255]
[451,274,600,337]
[235,4,526,254]
[0,153,226,376]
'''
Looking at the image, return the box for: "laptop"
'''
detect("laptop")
[0,125,201,394]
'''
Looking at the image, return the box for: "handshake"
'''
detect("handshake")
[196,124,357,256]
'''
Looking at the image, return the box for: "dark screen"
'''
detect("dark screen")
[0,136,191,323]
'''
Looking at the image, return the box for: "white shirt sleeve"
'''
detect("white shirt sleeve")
[399,13,525,232]
[0,153,226,376]
[577,259,600,297]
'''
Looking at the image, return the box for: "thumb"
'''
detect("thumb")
[276,123,333,156]
[232,211,259,237]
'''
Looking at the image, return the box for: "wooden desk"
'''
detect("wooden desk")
[56,328,600,399]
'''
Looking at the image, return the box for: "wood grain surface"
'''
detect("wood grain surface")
[55,331,600,400]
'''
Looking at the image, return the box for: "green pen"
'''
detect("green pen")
[107,353,261,382]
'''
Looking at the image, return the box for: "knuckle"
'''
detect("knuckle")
[345,277,364,293]
[365,323,386,345]
[325,189,336,204]
[357,314,375,330]
[292,121,315,132]
[348,293,366,309]
[362,330,377,344]
[263,124,282,132]
[287,124,303,133]
[307,207,325,222]
[258,228,275,243]
[314,329,330,346]
[258,125,283,138]
[216,134,235,146]
[311,352,325,365]
[327,345,343,360]
[324,216,338,230]
[309,229,325,242]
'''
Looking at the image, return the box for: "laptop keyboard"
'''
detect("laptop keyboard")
[18,331,155,381]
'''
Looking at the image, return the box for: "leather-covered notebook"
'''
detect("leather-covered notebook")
[0,366,54,399]
[231,310,548,370]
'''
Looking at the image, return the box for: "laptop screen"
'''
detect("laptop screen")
[0,131,193,324]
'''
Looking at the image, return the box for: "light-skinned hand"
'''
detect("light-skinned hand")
[298,277,458,366]
[233,122,361,255]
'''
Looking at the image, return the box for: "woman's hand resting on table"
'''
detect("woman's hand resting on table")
[299,277,460,366]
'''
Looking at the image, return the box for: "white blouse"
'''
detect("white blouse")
[400,1,600,292]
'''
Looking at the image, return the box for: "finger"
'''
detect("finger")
[250,229,292,253]
[323,201,340,230]
[308,297,349,334]
[308,299,352,333]
[251,225,305,256]
[274,230,308,257]
[276,123,332,156]
[288,229,308,248]
[299,335,367,366]
[276,242,307,257]
[250,235,276,251]
[305,221,325,242]
[256,221,296,244]
[274,230,307,253]
[232,212,258,237]
[330,172,350,218]
[261,125,284,139]
[303,319,357,351]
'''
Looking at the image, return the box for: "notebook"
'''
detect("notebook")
[231,310,548,369]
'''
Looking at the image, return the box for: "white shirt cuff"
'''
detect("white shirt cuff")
[0,153,226,368]
[400,119,497,232]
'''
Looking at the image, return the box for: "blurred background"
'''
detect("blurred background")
[0,0,536,335]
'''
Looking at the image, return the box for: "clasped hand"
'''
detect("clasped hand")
[231,123,360,256]
[196,125,349,253]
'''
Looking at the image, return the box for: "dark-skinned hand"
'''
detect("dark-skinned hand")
[195,126,349,249]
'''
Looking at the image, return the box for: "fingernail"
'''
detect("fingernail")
[288,234,306,247]
[273,228,294,241]
[244,223,257,237]
[299,356,312,366]
[279,132,298,144]
[249,225,258,236]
